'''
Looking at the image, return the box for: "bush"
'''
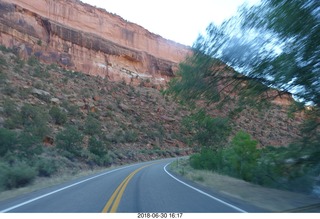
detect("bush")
[0,161,37,190]
[84,115,101,136]
[88,153,112,167]
[35,158,58,177]
[49,106,67,125]
[88,136,108,157]
[0,70,7,84]
[3,99,17,117]
[0,128,17,156]
[182,110,231,148]
[21,104,50,139]
[189,131,259,182]
[190,148,218,170]
[56,126,83,156]
[17,132,43,158]
[223,131,259,181]
[0,57,7,66]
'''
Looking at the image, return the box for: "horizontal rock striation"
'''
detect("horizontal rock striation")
[0,0,190,86]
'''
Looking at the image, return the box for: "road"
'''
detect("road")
[0,158,263,213]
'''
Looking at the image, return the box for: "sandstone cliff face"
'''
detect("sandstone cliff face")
[0,0,190,86]
[0,0,304,148]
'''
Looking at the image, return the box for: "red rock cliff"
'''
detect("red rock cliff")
[0,0,190,86]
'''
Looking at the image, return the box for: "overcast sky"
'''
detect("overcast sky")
[80,0,259,46]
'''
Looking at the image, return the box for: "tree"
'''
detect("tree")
[182,110,231,149]
[194,0,319,106]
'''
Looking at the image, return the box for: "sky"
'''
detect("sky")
[80,0,259,46]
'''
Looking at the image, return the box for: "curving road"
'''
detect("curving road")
[0,158,263,213]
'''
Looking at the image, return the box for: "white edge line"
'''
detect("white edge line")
[164,162,248,213]
[0,164,138,213]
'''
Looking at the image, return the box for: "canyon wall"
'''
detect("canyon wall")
[0,0,190,86]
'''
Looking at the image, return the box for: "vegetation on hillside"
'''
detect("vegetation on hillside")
[0,46,189,191]
[166,0,320,194]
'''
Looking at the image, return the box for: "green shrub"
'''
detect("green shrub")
[0,57,7,66]
[35,158,58,177]
[3,99,17,117]
[2,84,16,96]
[17,132,43,157]
[0,45,12,52]
[189,131,259,181]
[0,70,7,84]
[123,130,138,142]
[62,101,80,117]
[32,65,50,79]
[21,104,40,126]
[21,104,50,139]
[56,126,83,156]
[49,106,67,125]
[0,128,17,156]
[27,56,39,66]
[84,115,101,136]
[88,136,108,157]
[88,153,112,166]
[223,131,259,181]
[0,161,37,190]
[182,110,231,149]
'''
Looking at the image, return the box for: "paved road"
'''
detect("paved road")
[0,158,262,213]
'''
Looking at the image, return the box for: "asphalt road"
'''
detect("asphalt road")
[0,158,262,213]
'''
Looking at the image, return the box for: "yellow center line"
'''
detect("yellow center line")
[102,163,154,213]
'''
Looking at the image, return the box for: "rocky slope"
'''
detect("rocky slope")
[0,0,306,148]
[0,48,191,163]
[0,0,190,87]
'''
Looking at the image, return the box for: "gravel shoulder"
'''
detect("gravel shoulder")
[169,157,320,212]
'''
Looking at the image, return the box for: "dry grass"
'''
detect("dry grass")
[169,158,320,212]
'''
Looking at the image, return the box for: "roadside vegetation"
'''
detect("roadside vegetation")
[169,158,320,212]
[166,0,320,195]
[0,46,188,192]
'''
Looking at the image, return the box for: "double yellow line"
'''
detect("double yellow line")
[102,164,152,213]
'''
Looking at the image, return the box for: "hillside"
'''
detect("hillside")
[0,47,192,190]
[0,0,311,193]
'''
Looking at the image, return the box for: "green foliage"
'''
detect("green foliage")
[190,148,218,170]
[0,57,7,66]
[27,56,39,67]
[35,158,58,177]
[20,104,50,139]
[49,106,67,125]
[0,161,37,190]
[0,70,7,84]
[0,45,12,53]
[62,100,81,117]
[16,132,43,158]
[182,110,231,149]
[111,129,138,143]
[0,128,17,156]
[3,99,17,117]
[32,65,50,79]
[189,131,320,192]
[88,136,108,157]
[2,83,16,97]
[84,115,102,136]
[222,131,259,181]
[190,131,259,181]
[56,126,83,156]
[191,0,319,106]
